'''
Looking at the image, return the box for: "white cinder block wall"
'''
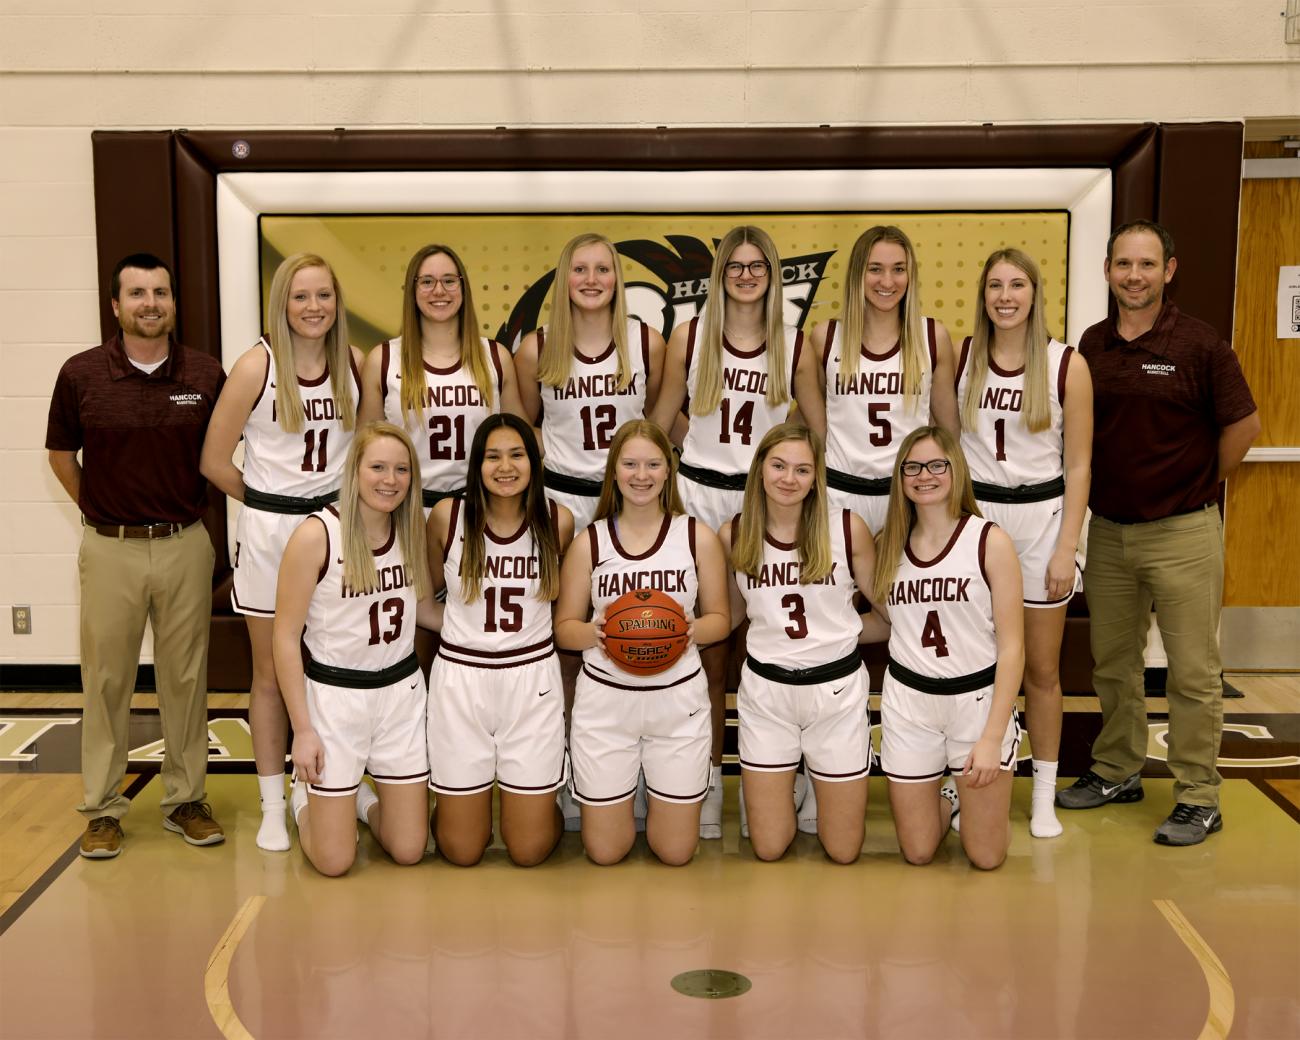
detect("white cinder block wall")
[1,0,1296,666]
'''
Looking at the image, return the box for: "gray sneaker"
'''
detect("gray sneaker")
[1154,803,1222,846]
[1055,769,1144,809]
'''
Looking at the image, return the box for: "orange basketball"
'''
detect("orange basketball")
[602,588,690,676]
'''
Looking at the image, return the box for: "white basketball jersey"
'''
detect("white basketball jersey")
[956,337,1072,487]
[540,319,650,482]
[438,497,556,668]
[242,338,357,498]
[823,318,937,480]
[737,509,861,669]
[886,515,996,680]
[680,315,802,476]
[304,506,417,671]
[584,512,700,687]
[379,337,505,493]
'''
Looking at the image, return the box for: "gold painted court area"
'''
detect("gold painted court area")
[1,771,1297,1040]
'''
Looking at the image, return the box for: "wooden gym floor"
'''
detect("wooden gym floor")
[0,676,1296,1040]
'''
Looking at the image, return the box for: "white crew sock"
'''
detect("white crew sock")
[256,773,290,852]
[1030,759,1063,838]
[940,777,960,833]
[290,778,308,824]
[356,782,379,828]
[699,765,723,839]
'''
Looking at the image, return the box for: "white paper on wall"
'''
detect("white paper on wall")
[1278,265,1300,339]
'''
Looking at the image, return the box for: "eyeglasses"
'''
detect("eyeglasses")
[415,275,462,293]
[901,459,951,477]
[723,260,770,279]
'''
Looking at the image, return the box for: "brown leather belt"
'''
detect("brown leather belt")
[90,522,186,539]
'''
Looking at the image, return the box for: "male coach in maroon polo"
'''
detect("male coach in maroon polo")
[1056,220,1260,846]
[47,253,227,858]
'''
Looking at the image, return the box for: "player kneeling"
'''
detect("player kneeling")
[720,423,888,864]
[426,415,573,867]
[874,427,1024,871]
[555,420,730,866]
[273,422,442,876]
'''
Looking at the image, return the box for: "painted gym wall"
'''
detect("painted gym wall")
[1,1,1296,667]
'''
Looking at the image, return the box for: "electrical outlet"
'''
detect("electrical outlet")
[12,606,31,635]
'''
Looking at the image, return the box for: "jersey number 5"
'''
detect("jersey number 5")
[920,609,949,658]
[367,598,405,646]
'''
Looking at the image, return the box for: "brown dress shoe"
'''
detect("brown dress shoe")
[80,816,123,859]
[164,801,225,846]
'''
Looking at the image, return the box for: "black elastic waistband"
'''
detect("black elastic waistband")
[422,487,462,508]
[306,652,420,690]
[677,460,747,492]
[972,476,1064,504]
[745,650,863,686]
[244,486,339,515]
[887,658,996,695]
[543,469,603,497]
[826,469,891,496]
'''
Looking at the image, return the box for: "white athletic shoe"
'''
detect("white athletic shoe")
[700,765,723,839]
[940,778,961,834]
[795,770,818,835]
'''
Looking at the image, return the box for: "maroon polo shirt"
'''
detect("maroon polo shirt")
[1080,303,1256,524]
[45,334,226,527]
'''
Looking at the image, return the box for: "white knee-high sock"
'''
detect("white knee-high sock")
[1031,759,1063,838]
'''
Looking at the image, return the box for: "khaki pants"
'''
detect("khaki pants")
[1083,507,1224,807]
[77,522,215,820]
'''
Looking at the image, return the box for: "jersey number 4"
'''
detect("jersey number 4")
[367,598,405,646]
[920,610,950,658]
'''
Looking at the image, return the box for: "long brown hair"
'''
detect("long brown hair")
[692,225,789,415]
[837,226,926,410]
[536,233,633,391]
[731,423,832,584]
[266,253,356,435]
[395,244,493,421]
[456,413,559,603]
[594,420,684,521]
[961,247,1052,434]
[872,425,981,605]
[337,421,430,601]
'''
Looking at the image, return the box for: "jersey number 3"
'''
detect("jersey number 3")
[781,593,808,640]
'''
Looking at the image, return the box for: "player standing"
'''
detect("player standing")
[956,248,1092,838]
[873,426,1024,870]
[425,414,574,866]
[555,420,729,866]
[201,253,362,853]
[796,225,958,534]
[650,225,806,839]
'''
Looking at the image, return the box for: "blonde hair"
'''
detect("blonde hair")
[337,421,431,602]
[837,226,926,410]
[457,414,559,603]
[394,244,494,422]
[872,425,982,605]
[536,233,633,391]
[266,253,356,435]
[594,420,684,521]
[731,423,832,584]
[961,247,1052,434]
[692,226,789,415]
